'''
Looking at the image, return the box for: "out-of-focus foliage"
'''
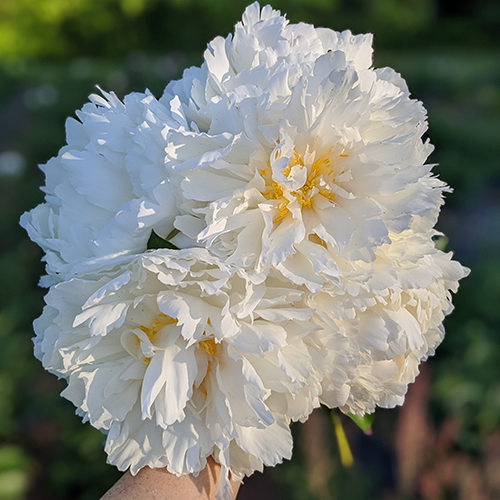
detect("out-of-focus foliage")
[0,0,162,58]
[0,0,499,60]
[0,446,30,500]
[0,0,499,498]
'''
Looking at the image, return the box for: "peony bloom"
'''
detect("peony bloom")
[163,2,443,288]
[20,89,184,286]
[314,216,469,414]
[22,2,469,497]
[22,2,447,291]
[34,248,328,498]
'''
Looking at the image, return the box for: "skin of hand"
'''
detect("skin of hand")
[100,458,241,500]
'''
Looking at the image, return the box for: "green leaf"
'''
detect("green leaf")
[347,412,375,434]
[147,230,179,250]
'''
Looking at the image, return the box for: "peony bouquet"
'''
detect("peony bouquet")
[21,3,469,499]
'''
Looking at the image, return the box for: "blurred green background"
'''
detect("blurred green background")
[0,0,499,498]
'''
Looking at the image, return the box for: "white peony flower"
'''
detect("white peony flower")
[34,248,328,498]
[22,2,469,496]
[162,2,444,287]
[20,89,184,285]
[312,217,469,414]
[21,1,449,293]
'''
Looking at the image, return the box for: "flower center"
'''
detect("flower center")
[139,313,177,341]
[260,149,347,224]
[259,169,287,222]
[199,338,216,355]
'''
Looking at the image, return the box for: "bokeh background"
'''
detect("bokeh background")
[0,0,499,498]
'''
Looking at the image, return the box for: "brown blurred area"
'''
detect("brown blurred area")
[239,365,500,500]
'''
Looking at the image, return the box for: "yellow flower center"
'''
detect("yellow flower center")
[139,313,177,341]
[199,338,216,356]
[260,149,347,224]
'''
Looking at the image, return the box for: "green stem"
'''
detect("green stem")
[327,409,354,468]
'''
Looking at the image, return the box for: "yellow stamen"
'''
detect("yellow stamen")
[289,150,335,209]
[259,168,284,200]
[259,167,291,223]
[285,150,302,174]
[259,148,341,225]
[199,338,216,356]
[140,313,177,341]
